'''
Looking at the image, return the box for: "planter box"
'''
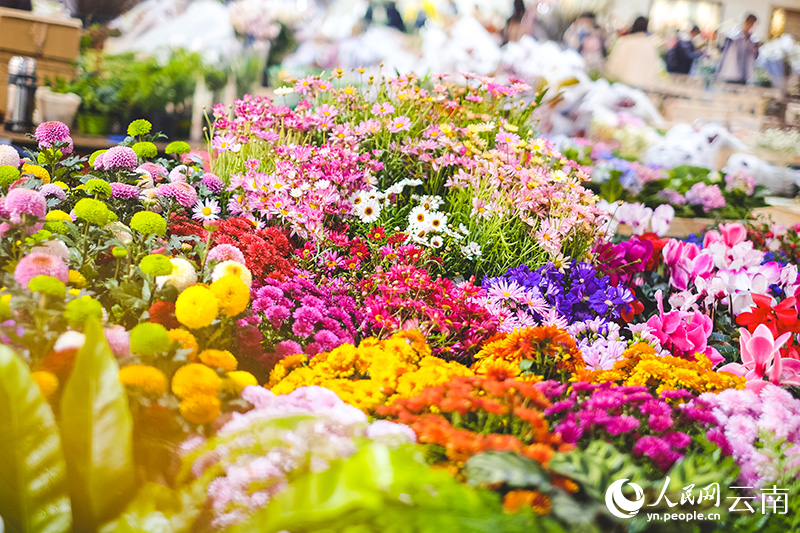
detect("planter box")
[617,217,713,238]
[0,7,82,116]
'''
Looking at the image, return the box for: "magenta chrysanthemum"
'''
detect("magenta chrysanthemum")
[98,146,138,170]
[206,244,246,265]
[200,173,224,193]
[0,145,20,167]
[6,187,46,222]
[35,121,73,154]
[14,252,69,288]
[137,162,168,181]
[39,183,67,201]
[110,182,140,199]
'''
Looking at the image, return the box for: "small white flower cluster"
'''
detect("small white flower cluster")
[349,178,422,224]
[460,241,482,260]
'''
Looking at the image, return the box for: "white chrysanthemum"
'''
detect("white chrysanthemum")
[54,330,85,352]
[30,239,70,260]
[212,260,253,288]
[104,221,133,244]
[156,257,198,291]
[355,198,381,223]
[0,144,21,167]
[408,206,432,231]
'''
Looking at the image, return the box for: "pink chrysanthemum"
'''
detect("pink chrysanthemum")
[169,165,190,183]
[206,244,245,265]
[137,162,168,181]
[154,182,197,207]
[39,183,67,201]
[6,187,46,222]
[104,325,130,356]
[200,173,224,193]
[0,145,20,167]
[110,182,140,199]
[35,121,73,154]
[99,146,138,170]
[14,252,69,288]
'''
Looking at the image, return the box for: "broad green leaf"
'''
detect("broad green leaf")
[0,345,71,533]
[464,451,551,489]
[549,441,647,501]
[60,319,136,530]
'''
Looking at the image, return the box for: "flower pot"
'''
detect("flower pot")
[78,113,110,136]
[34,87,81,128]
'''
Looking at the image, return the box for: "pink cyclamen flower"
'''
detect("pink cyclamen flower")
[662,239,699,269]
[703,222,747,249]
[98,146,138,170]
[14,252,69,288]
[646,290,722,366]
[387,116,412,133]
[719,324,800,392]
[35,121,73,154]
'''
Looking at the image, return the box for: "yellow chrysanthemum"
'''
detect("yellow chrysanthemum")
[226,371,258,395]
[209,275,250,318]
[171,363,221,399]
[179,394,220,424]
[22,163,50,183]
[168,328,199,361]
[175,285,218,329]
[31,370,59,399]
[68,270,86,288]
[118,365,168,395]
[198,349,238,372]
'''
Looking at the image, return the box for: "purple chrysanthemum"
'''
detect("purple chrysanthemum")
[207,244,246,265]
[39,183,67,201]
[98,146,138,170]
[35,121,73,154]
[200,173,224,193]
[14,252,69,288]
[6,187,46,221]
[110,182,140,199]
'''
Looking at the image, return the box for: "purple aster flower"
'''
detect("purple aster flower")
[264,305,290,327]
[554,417,583,444]
[633,436,682,471]
[39,183,66,201]
[110,182,140,199]
[313,329,340,351]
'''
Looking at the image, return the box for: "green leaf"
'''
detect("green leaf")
[0,345,71,533]
[599,175,624,203]
[464,451,551,489]
[60,319,136,530]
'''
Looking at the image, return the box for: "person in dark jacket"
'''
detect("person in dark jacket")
[666,26,703,74]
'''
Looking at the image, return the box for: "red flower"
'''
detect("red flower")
[737,294,800,359]
[148,300,180,329]
[368,226,385,242]
[635,233,668,271]
[621,289,644,322]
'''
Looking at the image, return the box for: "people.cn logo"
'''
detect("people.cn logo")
[605,479,646,519]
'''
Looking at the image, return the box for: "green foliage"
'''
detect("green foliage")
[465,451,552,489]
[0,345,71,533]
[59,319,136,530]
[226,443,560,533]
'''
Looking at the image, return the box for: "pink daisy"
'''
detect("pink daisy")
[388,116,411,133]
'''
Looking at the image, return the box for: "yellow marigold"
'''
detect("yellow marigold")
[591,343,745,394]
[226,371,258,395]
[168,328,199,360]
[179,394,221,424]
[118,365,168,395]
[175,285,218,329]
[68,270,86,288]
[199,349,238,372]
[270,366,319,395]
[393,329,432,358]
[323,379,385,412]
[209,274,250,318]
[266,353,308,388]
[31,370,58,400]
[22,163,50,183]
[394,357,473,399]
[171,363,221,399]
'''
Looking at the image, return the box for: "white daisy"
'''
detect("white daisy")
[428,211,448,232]
[356,198,381,223]
[430,236,443,248]
[408,206,432,231]
[192,198,220,221]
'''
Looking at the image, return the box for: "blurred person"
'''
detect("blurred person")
[502,0,546,43]
[717,13,759,84]
[605,16,664,89]
[666,25,703,74]
[579,21,606,72]
[364,1,407,33]
[564,12,596,51]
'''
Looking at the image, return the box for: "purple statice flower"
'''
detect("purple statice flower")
[110,182,140,199]
[35,121,73,154]
[98,146,138,170]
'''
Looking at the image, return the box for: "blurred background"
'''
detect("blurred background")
[0,0,796,152]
